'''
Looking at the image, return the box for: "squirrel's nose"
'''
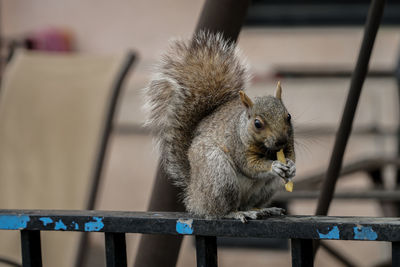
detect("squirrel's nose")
[275,136,288,148]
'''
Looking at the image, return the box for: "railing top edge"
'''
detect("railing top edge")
[0,209,399,241]
[0,209,398,219]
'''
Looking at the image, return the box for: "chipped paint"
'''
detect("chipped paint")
[176,219,194,234]
[39,217,53,226]
[0,215,30,230]
[317,226,340,239]
[84,217,104,232]
[72,222,79,230]
[353,226,378,240]
[54,220,67,230]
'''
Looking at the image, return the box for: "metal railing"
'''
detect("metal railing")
[0,209,400,267]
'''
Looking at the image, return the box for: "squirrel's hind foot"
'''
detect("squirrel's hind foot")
[226,207,285,223]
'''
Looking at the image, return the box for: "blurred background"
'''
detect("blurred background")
[0,0,400,266]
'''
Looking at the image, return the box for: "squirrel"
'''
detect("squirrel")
[144,31,296,223]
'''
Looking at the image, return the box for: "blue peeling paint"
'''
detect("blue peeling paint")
[39,217,53,226]
[84,217,104,232]
[54,220,67,230]
[353,226,378,240]
[0,215,30,230]
[176,219,194,235]
[317,226,340,239]
[72,222,79,230]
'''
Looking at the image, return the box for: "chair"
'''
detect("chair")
[0,49,136,267]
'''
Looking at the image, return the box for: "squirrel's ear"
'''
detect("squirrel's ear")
[275,81,282,100]
[239,90,253,109]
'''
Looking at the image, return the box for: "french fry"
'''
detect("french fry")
[276,149,294,192]
[277,149,286,164]
[285,181,293,192]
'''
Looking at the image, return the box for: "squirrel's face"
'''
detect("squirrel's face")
[249,97,292,150]
[239,84,293,156]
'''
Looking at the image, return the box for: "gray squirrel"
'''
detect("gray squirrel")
[144,31,296,223]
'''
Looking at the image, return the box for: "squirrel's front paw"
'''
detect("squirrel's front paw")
[226,208,286,223]
[272,159,296,181]
[286,159,296,179]
[271,160,287,178]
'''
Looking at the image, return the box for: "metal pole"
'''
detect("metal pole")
[395,42,400,216]
[314,0,385,250]
[195,0,251,42]
[133,164,185,267]
[134,1,250,266]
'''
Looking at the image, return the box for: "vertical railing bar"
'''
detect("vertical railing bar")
[195,235,218,267]
[395,42,400,216]
[105,232,127,267]
[393,242,400,267]
[291,239,314,267]
[20,230,42,267]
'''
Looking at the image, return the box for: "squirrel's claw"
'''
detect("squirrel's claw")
[226,207,286,223]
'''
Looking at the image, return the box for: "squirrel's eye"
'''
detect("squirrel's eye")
[287,113,291,122]
[254,119,263,129]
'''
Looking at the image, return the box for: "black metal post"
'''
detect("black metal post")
[314,0,386,216]
[196,236,218,267]
[395,44,400,216]
[291,239,314,267]
[393,242,400,267]
[314,0,385,254]
[20,231,42,267]
[105,233,127,267]
[134,1,250,267]
[195,0,251,42]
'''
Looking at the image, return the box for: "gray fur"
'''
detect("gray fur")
[144,31,295,221]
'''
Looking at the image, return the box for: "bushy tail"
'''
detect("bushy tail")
[144,31,249,188]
